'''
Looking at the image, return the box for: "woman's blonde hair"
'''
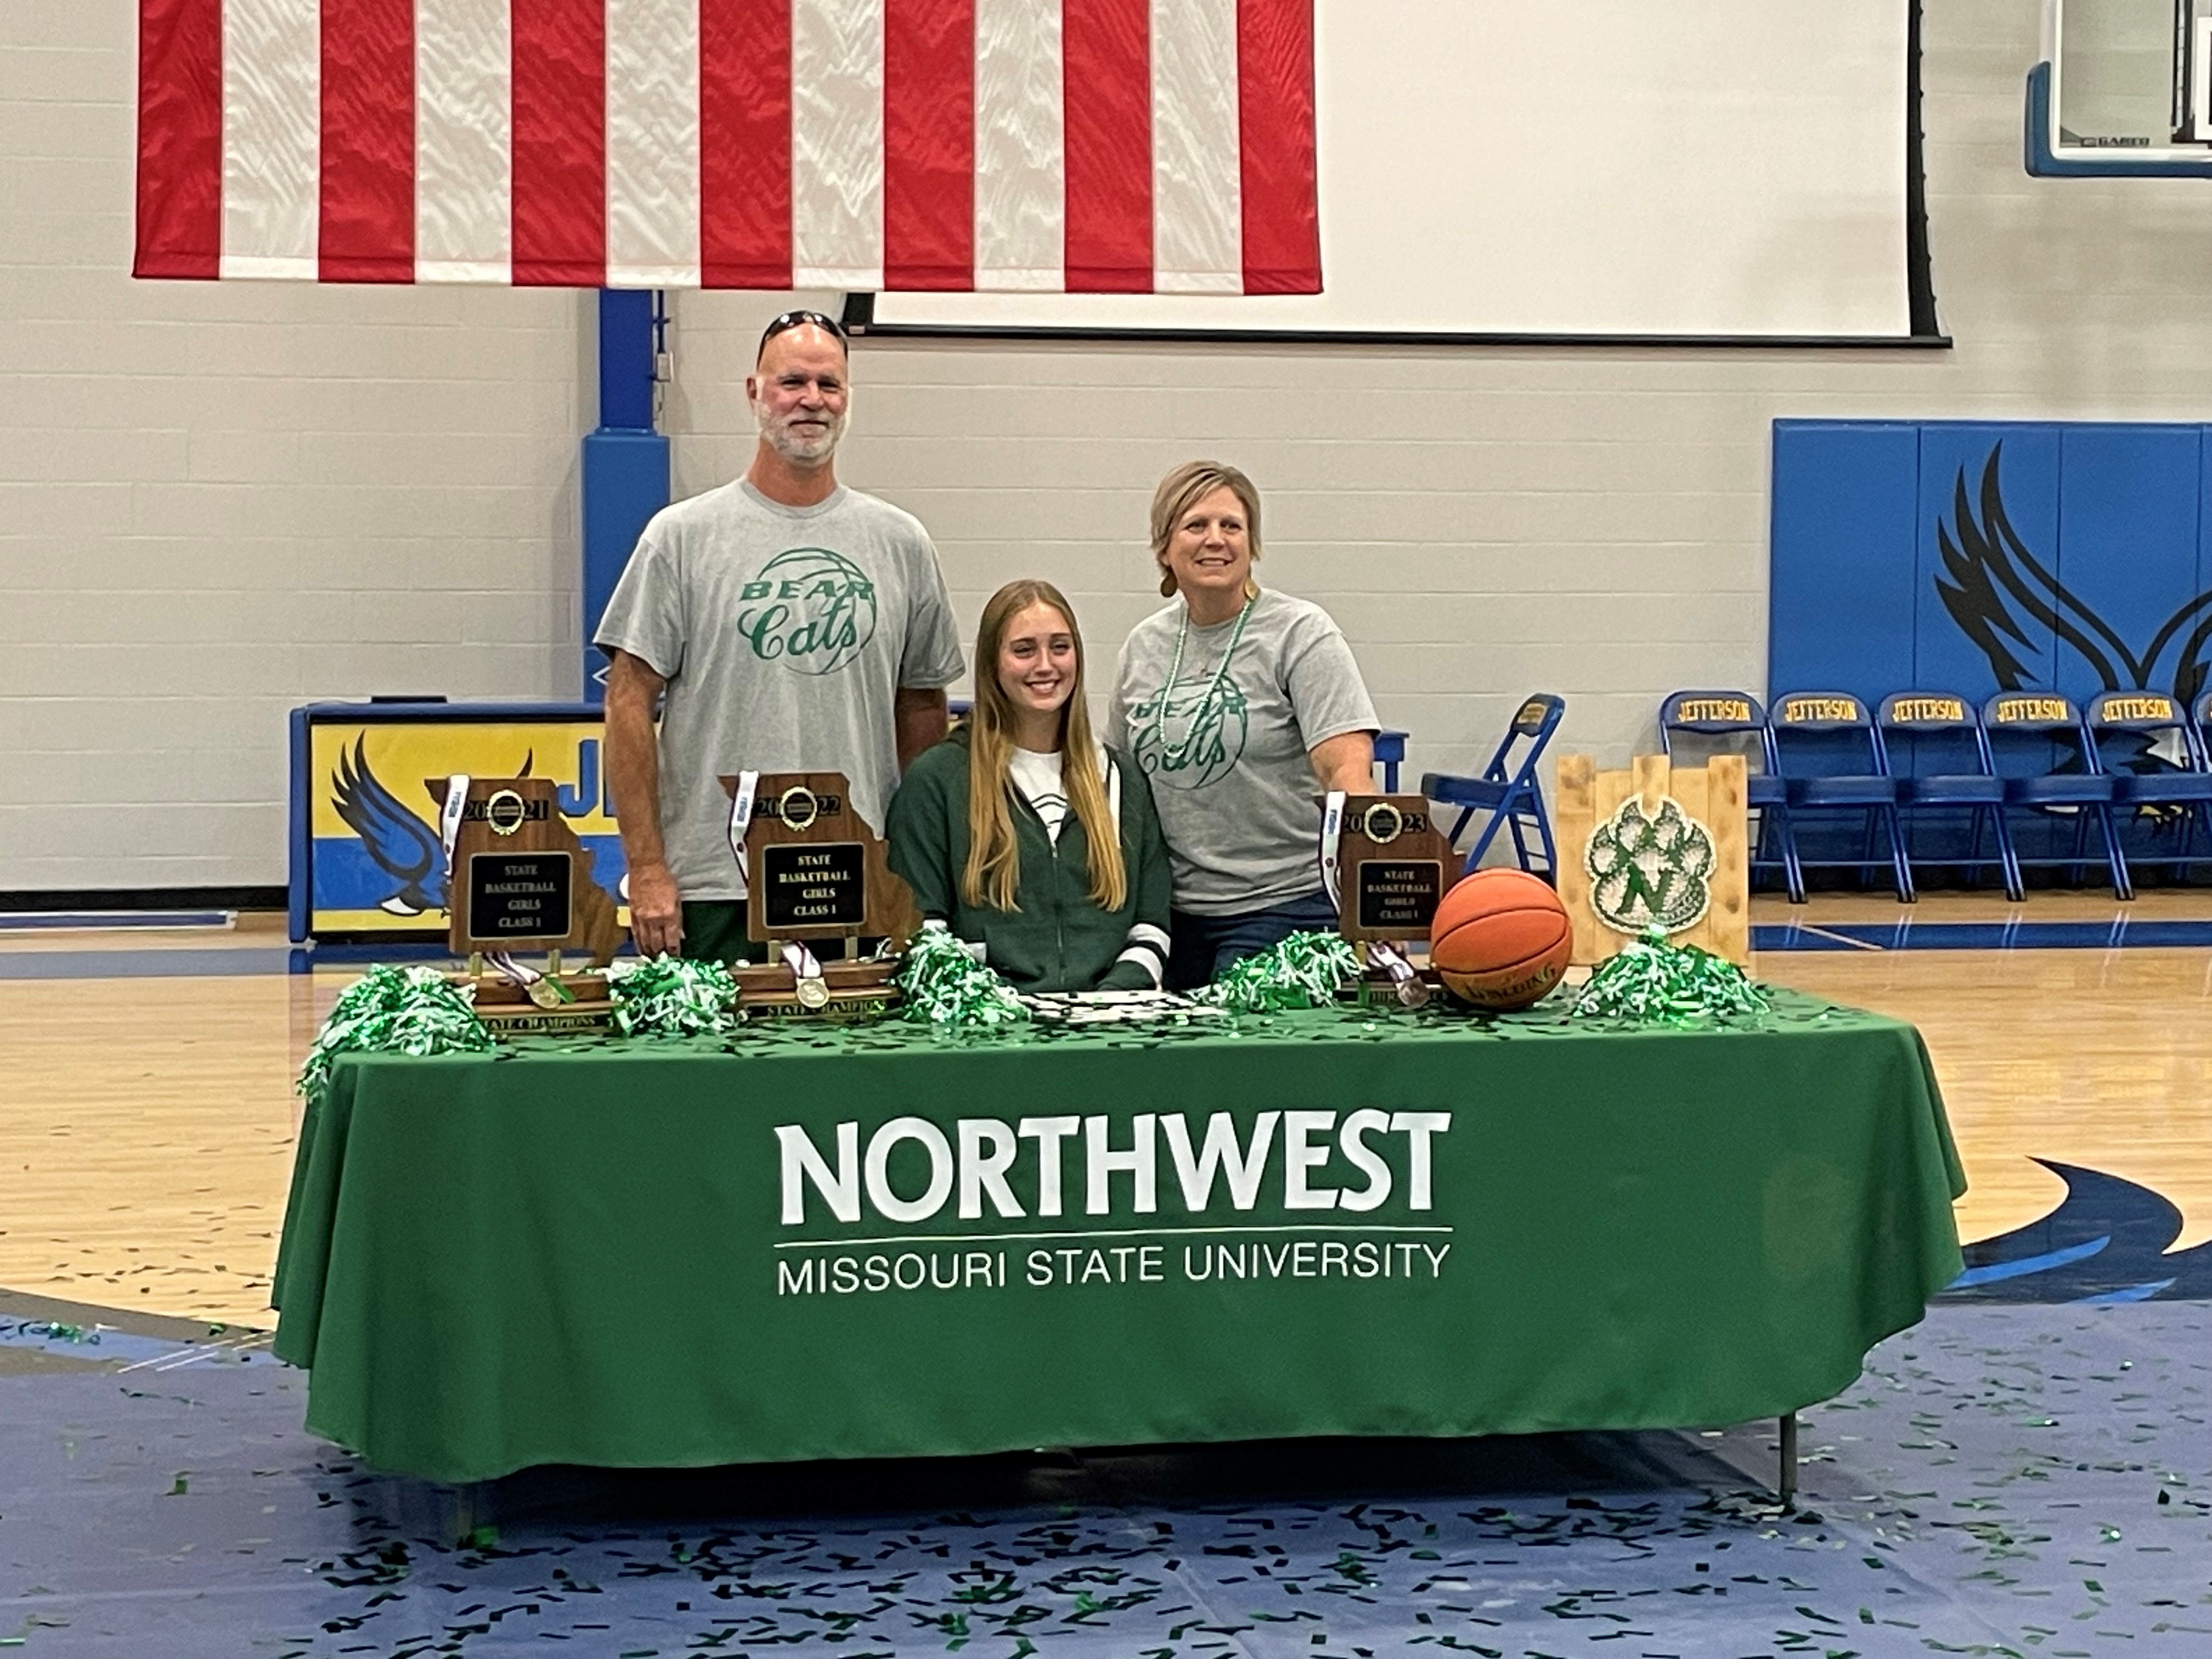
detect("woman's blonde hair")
[1150,460,1264,600]
[963,580,1127,913]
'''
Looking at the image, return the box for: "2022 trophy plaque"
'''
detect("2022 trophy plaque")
[1330,793,1453,1006]
[440,775,620,1032]
[715,771,918,1018]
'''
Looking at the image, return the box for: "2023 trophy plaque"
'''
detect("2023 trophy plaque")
[441,775,621,1032]
[716,771,918,1018]
[1331,793,1453,1006]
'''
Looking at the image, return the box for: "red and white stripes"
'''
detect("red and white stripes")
[134,0,1320,294]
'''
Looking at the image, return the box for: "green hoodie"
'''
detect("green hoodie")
[886,730,1172,992]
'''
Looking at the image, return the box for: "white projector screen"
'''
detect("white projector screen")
[865,0,1916,341]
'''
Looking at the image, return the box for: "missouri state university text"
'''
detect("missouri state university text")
[774,1236,1454,1297]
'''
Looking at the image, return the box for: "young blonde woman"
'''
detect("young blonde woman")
[887,580,1172,991]
[1109,461,1380,988]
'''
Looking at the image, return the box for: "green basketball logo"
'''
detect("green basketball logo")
[1131,678,1249,789]
[737,547,877,675]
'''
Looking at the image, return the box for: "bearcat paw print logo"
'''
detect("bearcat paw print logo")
[1584,795,1716,935]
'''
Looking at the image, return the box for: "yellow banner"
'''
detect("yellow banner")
[307,718,624,933]
[309,720,614,838]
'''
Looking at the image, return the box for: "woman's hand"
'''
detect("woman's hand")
[1308,730,1378,793]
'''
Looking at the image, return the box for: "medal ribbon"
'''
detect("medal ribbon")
[1319,790,1347,908]
[725,770,760,899]
[439,774,471,871]
[487,951,575,1005]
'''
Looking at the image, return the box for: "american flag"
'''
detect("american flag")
[135,0,1320,294]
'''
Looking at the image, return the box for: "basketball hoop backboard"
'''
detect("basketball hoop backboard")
[2032,0,2212,174]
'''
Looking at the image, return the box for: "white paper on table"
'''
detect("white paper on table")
[1019,990,1225,1026]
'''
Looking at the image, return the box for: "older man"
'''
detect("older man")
[597,310,963,962]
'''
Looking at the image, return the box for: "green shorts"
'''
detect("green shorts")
[679,902,768,966]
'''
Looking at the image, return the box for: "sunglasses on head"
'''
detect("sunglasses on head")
[757,309,848,356]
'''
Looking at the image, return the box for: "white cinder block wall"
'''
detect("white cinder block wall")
[673,0,2212,792]
[6,0,2210,894]
[0,5,590,895]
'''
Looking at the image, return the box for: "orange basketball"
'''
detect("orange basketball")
[1428,868,1572,1011]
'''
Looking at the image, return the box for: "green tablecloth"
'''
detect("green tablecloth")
[272,995,1965,1485]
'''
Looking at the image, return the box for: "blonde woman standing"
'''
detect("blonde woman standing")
[888,580,1172,991]
[1109,461,1379,988]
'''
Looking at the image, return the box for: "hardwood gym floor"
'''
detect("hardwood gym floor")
[2,894,2209,1327]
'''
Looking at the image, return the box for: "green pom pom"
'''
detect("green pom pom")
[606,953,743,1037]
[895,924,1027,1028]
[1194,929,1359,1014]
[1571,928,1771,1024]
[297,964,496,1109]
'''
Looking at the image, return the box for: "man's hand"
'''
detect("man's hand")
[604,649,680,957]
[627,861,684,958]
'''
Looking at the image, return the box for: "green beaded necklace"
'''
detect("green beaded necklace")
[1154,592,1256,770]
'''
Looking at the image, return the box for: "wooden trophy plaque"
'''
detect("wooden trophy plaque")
[1333,794,1454,1006]
[715,770,919,1018]
[439,775,618,1033]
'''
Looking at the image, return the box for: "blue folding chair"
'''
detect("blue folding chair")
[1373,729,1408,793]
[1769,692,1915,903]
[2087,690,2212,885]
[1658,689,1799,902]
[1981,691,2133,900]
[1878,692,2022,901]
[1420,694,1564,878]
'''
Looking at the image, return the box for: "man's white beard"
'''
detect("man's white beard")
[756,402,847,464]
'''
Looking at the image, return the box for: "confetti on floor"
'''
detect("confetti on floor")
[0,1301,2203,1657]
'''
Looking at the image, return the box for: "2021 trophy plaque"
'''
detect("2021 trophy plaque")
[716,771,918,1018]
[1329,792,1454,1006]
[440,775,620,1032]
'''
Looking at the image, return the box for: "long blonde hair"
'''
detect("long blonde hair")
[1150,460,1265,599]
[964,582,1127,913]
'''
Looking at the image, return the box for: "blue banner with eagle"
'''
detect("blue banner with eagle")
[1767,420,2212,869]
[290,703,628,940]
[1771,420,2212,711]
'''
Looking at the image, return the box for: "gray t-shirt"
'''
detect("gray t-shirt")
[594,479,964,901]
[1108,588,1378,915]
